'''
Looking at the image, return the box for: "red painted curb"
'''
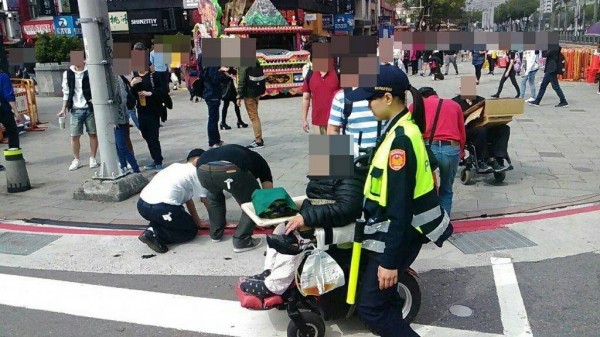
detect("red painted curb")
[1,204,598,236]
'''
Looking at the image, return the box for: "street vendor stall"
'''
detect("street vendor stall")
[224,0,311,96]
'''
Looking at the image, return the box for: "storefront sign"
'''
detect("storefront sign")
[21,20,55,38]
[304,13,317,21]
[378,16,391,24]
[183,0,199,9]
[128,10,164,34]
[322,14,333,30]
[54,16,81,36]
[37,0,56,16]
[334,14,354,31]
[57,0,72,14]
[109,11,129,32]
[7,0,20,11]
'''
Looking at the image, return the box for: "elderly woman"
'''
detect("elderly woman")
[240,173,364,298]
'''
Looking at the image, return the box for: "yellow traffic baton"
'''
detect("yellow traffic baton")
[346,218,366,305]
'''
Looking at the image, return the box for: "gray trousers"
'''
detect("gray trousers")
[445,55,458,74]
[198,164,260,247]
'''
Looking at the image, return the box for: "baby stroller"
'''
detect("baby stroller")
[237,197,421,337]
[459,141,513,185]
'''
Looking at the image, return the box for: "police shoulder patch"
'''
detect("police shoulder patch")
[389,149,406,171]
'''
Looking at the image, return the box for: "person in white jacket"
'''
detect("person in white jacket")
[520,50,540,101]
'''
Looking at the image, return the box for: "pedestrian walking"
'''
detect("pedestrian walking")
[520,50,540,101]
[472,50,486,84]
[486,50,497,75]
[402,50,410,74]
[197,144,273,253]
[491,50,520,98]
[416,87,466,214]
[220,67,248,130]
[444,50,459,75]
[137,149,208,253]
[201,57,228,148]
[130,62,166,170]
[236,60,266,148]
[346,64,452,337]
[57,58,99,171]
[528,47,569,108]
[410,50,419,75]
[0,69,21,172]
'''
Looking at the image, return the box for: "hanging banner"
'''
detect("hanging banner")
[109,12,129,32]
[21,20,55,38]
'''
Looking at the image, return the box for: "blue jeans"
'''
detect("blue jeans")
[128,109,140,130]
[534,72,567,104]
[431,144,460,214]
[114,124,140,172]
[520,70,537,98]
[206,99,221,147]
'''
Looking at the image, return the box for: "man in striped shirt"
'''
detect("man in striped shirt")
[327,88,382,157]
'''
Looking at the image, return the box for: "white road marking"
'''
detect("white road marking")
[491,257,534,337]
[0,273,502,337]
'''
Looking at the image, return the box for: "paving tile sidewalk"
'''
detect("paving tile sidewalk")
[1,62,599,226]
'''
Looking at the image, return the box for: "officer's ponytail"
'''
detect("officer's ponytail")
[409,86,426,133]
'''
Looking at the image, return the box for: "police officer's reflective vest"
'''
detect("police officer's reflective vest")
[362,113,451,253]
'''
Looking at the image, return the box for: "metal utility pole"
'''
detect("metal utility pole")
[594,0,598,24]
[77,0,122,180]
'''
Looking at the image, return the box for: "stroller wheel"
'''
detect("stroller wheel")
[493,171,506,183]
[460,167,473,185]
[397,272,421,324]
[287,312,325,337]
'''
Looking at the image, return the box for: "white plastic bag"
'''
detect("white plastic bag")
[296,249,345,296]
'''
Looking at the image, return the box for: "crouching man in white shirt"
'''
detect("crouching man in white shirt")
[137,149,209,253]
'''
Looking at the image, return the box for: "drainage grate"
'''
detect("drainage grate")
[0,232,61,256]
[538,151,564,158]
[449,228,537,254]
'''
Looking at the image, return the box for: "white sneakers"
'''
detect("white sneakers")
[89,157,99,168]
[69,158,99,171]
[69,159,82,171]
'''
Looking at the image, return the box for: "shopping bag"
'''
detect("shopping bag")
[483,58,489,70]
[296,249,345,296]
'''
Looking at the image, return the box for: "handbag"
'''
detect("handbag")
[426,99,444,172]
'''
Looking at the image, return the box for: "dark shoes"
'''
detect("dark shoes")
[237,121,249,128]
[138,230,168,253]
[491,94,499,98]
[477,161,493,173]
[528,100,540,107]
[233,237,263,253]
[555,102,569,108]
[0,164,5,172]
[490,160,509,173]
[247,140,264,149]
[220,123,232,130]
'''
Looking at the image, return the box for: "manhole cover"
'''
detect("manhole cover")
[449,305,473,317]
[573,167,594,173]
[538,151,564,158]
[0,232,61,256]
[449,228,537,254]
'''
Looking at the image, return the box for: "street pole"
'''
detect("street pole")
[594,0,598,24]
[77,0,122,180]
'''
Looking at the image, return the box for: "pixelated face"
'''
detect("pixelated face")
[460,76,478,99]
[308,135,354,179]
[70,51,85,69]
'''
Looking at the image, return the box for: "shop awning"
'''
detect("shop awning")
[21,17,55,39]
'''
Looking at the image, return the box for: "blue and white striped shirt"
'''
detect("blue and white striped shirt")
[328,90,383,157]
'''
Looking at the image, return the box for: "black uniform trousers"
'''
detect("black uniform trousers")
[358,229,423,337]
[0,109,19,149]
[138,112,163,165]
[467,124,510,162]
[137,199,197,244]
[197,162,260,248]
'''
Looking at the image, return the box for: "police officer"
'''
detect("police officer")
[346,64,453,337]
[197,144,273,253]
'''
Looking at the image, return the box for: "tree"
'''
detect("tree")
[493,0,540,25]
[403,0,466,31]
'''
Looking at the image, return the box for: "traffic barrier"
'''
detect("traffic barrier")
[10,79,46,132]
[3,148,31,193]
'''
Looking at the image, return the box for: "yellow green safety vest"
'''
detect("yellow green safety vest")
[362,113,451,253]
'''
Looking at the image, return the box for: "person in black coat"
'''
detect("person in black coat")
[528,48,569,107]
[220,67,248,130]
[202,62,229,147]
[239,175,364,298]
